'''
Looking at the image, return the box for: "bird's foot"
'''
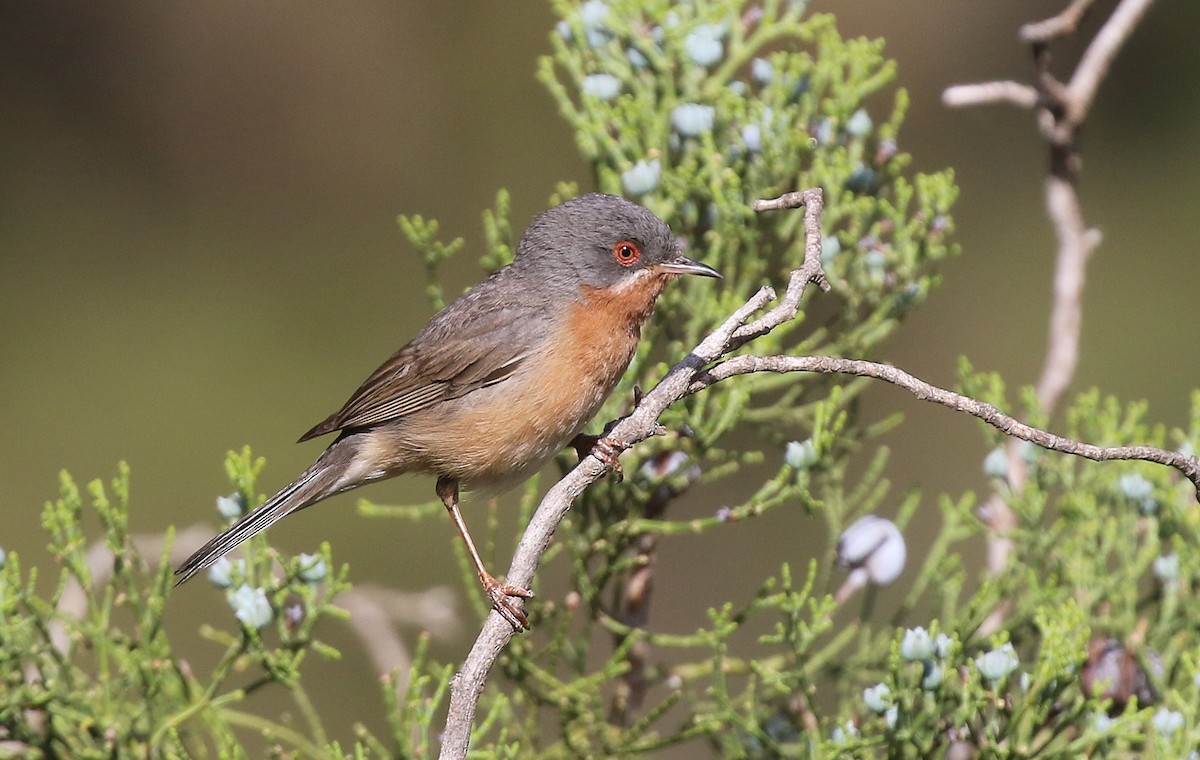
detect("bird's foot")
[571,434,629,481]
[480,572,534,631]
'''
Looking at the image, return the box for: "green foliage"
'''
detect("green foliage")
[1,453,361,758]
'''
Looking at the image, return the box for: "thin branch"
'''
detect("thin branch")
[942,82,1038,110]
[942,0,1155,603]
[1019,0,1097,43]
[1065,0,1155,125]
[689,354,1200,493]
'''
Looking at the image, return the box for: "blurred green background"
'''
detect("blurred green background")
[3,0,1199,748]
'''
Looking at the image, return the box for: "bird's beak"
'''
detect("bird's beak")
[655,254,722,279]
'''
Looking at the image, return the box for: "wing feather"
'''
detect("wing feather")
[299,279,545,441]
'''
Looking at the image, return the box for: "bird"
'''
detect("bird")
[174,193,721,630]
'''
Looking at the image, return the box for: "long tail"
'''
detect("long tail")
[174,438,357,586]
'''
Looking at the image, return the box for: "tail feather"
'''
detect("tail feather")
[175,440,356,586]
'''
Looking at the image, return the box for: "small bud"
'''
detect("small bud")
[751,57,773,84]
[820,235,841,265]
[862,683,891,714]
[741,123,762,154]
[863,250,888,270]
[1091,713,1114,733]
[845,164,877,194]
[845,109,873,137]
[208,556,234,588]
[581,73,621,101]
[900,626,935,662]
[1153,553,1180,584]
[684,25,724,67]
[983,448,1009,480]
[216,493,244,520]
[0,546,6,569]
[715,506,734,523]
[671,103,716,137]
[579,1,611,47]
[621,159,662,196]
[837,515,906,586]
[935,633,954,660]
[875,137,898,165]
[1018,440,1040,465]
[283,596,306,632]
[884,705,899,730]
[1151,707,1184,737]
[227,584,273,630]
[1118,473,1157,514]
[297,552,327,583]
[813,117,834,146]
[830,720,858,744]
[727,80,748,96]
[975,642,1019,686]
[785,439,818,470]
[921,662,943,690]
[555,20,572,41]
[626,47,649,69]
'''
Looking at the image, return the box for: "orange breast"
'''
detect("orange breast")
[390,273,670,485]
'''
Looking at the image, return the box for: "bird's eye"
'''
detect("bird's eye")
[612,240,641,267]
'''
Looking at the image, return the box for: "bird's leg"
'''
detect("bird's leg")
[436,476,533,631]
[570,433,629,481]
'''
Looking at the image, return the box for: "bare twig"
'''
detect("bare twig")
[1065,0,1155,125]
[1019,0,1097,43]
[689,355,1200,492]
[942,82,1038,110]
[942,0,1155,608]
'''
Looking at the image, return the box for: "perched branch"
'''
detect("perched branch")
[689,355,1200,494]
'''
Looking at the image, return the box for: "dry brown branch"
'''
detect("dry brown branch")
[942,81,1038,110]
[942,0,1154,609]
[436,185,1198,757]
[689,355,1200,492]
[1019,0,1097,43]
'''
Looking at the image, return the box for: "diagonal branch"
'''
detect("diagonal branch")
[941,0,1155,601]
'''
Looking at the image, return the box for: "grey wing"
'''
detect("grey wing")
[298,285,547,441]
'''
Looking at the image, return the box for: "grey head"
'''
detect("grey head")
[511,193,720,292]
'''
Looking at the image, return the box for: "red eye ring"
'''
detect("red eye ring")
[612,240,640,267]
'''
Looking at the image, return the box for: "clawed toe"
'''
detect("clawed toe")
[572,434,629,481]
[481,573,534,631]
